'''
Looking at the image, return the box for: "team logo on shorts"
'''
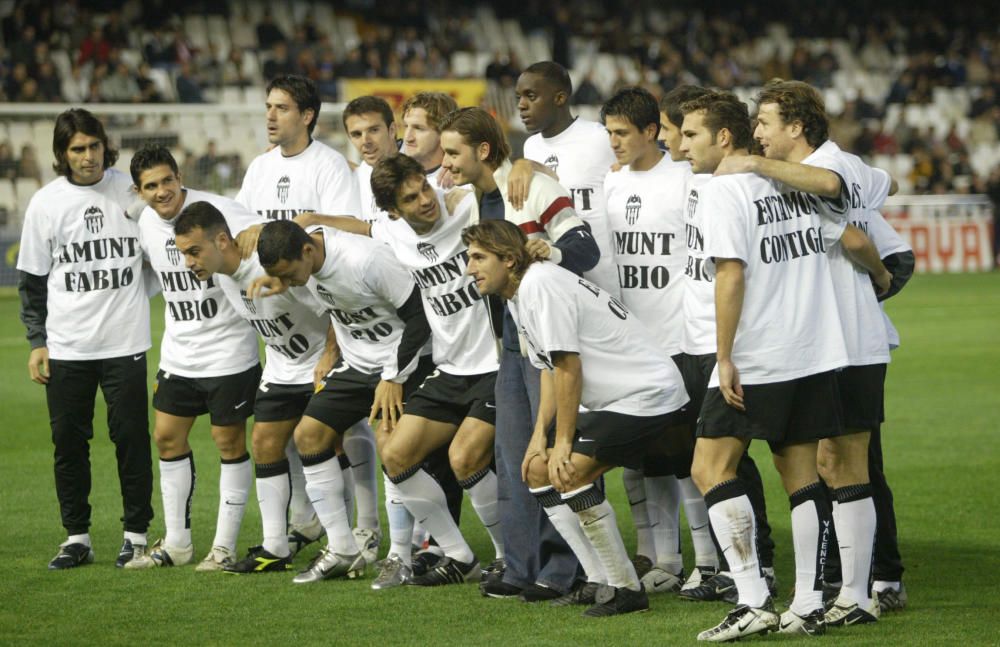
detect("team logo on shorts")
[625,194,642,225]
[417,242,439,262]
[686,189,699,220]
[164,237,181,265]
[315,284,337,306]
[277,175,291,204]
[240,289,256,314]
[83,205,104,234]
[544,154,559,174]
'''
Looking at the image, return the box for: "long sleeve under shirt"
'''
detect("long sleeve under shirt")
[479,187,601,351]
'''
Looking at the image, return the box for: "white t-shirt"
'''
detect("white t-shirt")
[371,190,498,375]
[217,255,330,385]
[307,229,422,381]
[807,141,891,366]
[524,119,618,294]
[702,173,848,386]
[138,189,260,377]
[355,160,392,226]
[236,140,360,221]
[17,169,151,360]
[604,153,689,356]
[509,261,689,416]
[680,172,717,355]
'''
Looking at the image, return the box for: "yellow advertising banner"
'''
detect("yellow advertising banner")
[340,79,487,112]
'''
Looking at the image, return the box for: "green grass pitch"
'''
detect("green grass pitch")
[1,273,998,646]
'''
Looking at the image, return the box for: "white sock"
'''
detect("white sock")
[211,456,251,552]
[256,466,291,557]
[645,475,682,573]
[384,473,414,566]
[285,439,315,527]
[872,580,901,593]
[302,455,356,555]
[65,533,92,547]
[623,468,654,559]
[834,486,877,608]
[460,469,504,559]
[789,485,829,616]
[160,454,194,548]
[339,454,356,527]
[530,486,606,584]
[343,420,379,531]
[679,476,718,568]
[393,468,473,563]
[123,531,147,546]
[706,486,769,608]
[567,486,639,591]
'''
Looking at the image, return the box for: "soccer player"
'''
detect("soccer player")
[464,219,689,616]
[440,107,600,601]
[400,91,459,188]
[679,91,889,641]
[343,95,399,226]
[714,79,896,630]
[600,86,716,593]
[660,85,779,602]
[169,201,339,573]
[237,74,370,559]
[302,154,505,588]
[251,220,436,584]
[18,108,153,570]
[517,61,618,294]
[126,145,262,571]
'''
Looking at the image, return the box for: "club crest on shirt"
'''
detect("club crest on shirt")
[417,242,439,262]
[83,205,104,234]
[277,175,291,204]
[686,189,699,220]
[544,154,559,174]
[315,283,337,306]
[164,237,181,265]
[240,289,256,314]
[625,194,642,226]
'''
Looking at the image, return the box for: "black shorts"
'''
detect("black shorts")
[254,381,314,423]
[303,355,436,433]
[697,370,844,450]
[673,352,716,427]
[546,409,688,471]
[836,364,886,433]
[153,364,262,426]
[405,370,498,426]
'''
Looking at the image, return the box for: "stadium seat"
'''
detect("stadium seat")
[7,122,32,152]
[0,180,16,213]
[14,178,39,216]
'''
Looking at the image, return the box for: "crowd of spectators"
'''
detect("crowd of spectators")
[0,142,41,182]
[0,0,997,195]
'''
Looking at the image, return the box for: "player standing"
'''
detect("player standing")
[18,109,153,569]
[440,107,600,602]
[126,145,262,571]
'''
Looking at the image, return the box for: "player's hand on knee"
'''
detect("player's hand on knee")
[370,380,404,432]
[28,347,49,384]
[521,446,548,483]
[548,443,575,492]
[717,358,745,411]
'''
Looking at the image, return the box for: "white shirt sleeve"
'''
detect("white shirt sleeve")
[16,195,53,275]
[867,167,893,211]
[702,179,751,264]
[805,157,849,246]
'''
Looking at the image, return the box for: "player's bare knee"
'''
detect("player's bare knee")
[251,432,284,464]
[211,426,246,457]
[525,456,550,489]
[448,443,489,481]
[380,443,413,477]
